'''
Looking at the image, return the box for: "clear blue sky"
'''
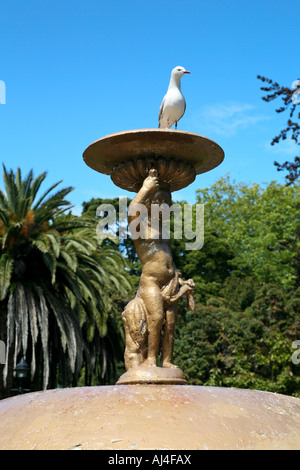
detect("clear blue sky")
[0,0,299,214]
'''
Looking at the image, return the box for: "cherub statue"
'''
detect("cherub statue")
[121,169,195,371]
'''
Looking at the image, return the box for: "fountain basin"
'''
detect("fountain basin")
[0,385,299,450]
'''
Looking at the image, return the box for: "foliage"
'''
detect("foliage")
[174,286,300,397]
[196,175,300,289]
[171,226,234,304]
[257,75,300,184]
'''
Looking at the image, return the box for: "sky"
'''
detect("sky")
[0,0,299,214]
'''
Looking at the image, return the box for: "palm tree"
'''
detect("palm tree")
[0,165,131,398]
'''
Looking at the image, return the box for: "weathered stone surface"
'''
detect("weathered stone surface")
[0,385,299,450]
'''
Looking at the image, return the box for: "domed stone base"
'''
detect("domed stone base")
[0,385,300,450]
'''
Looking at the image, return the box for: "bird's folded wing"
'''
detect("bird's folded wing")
[158,96,166,123]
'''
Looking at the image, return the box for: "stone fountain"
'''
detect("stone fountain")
[0,129,300,450]
[83,128,224,386]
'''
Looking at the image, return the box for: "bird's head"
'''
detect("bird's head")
[172,66,191,79]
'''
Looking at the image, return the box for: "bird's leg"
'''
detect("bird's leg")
[175,121,178,130]
[167,119,171,129]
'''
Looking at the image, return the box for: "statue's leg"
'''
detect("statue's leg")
[161,303,179,368]
[121,298,147,370]
[140,281,164,367]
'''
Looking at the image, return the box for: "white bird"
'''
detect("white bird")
[158,66,190,129]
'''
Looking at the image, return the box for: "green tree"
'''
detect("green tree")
[0,166,131,398]
[171,226,234,304]
[174,287,300,396]
[196,175,300,289]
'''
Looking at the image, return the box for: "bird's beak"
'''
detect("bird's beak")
[184,70,191,74]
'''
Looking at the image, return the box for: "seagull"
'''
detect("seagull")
[158,66,190,129]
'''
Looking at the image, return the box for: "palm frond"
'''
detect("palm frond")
[32,180,63,211]
[16,284,28,357]
[43,230,61,258]
[35,286,49,390]
[0,254,14,301]
[46,292,83,376]
[41,250,58,284]
[26,289,38,379]
[0,189,9,211]
[31,232,51,253]
[35,186,74,223]
[2,165,18,214]
[60,247,78,272]
[29,171,47,202]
